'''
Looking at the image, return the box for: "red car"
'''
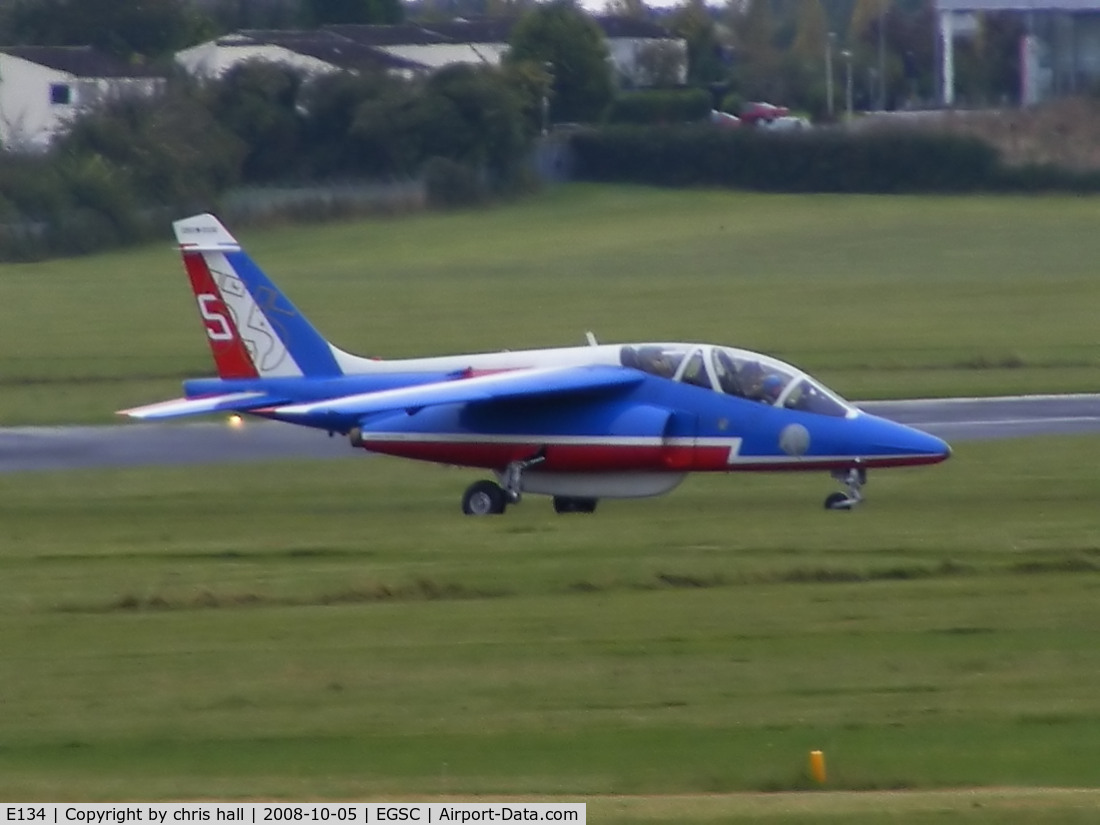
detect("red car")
[739,101,790,126]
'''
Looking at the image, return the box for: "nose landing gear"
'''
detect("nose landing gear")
[825,466,866,510]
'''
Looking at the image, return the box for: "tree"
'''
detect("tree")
[726,0,785,106]
[506,1,614,124]
[670,0,725,86]
[299,69,402,176]
[349,89,435,176]
[949,11,1025,106]
[727,0,780,88]
[58,80,244,207]
[208,61,307,182]
[204,0,300,29]
[2,0,211,59]
[791,0,829,62]
[730,0,778,64]
[785,0,832,117]
[632,41,688,89]
[421,64,530,180]
[848,0,885,45]
[601,0,650,19]
[500,59,554,136]
[348,64,530,183]
[301,0,403,25]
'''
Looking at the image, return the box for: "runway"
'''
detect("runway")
[858,393,1100,441]
[1,394,1099,474]
[0,419,353,473]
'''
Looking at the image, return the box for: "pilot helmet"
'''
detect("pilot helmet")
[762,374,785,400]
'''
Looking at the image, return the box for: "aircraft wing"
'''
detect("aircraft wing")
[276,365,644,424]
[118,392,290,421]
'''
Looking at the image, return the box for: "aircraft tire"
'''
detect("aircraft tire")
[553,496,598,514]
[823,492,852,510]
[462,480,507,515]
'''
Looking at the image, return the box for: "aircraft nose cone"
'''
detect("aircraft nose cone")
[920,431,952,463]
[938,436,952,459]
[861,414,951,465]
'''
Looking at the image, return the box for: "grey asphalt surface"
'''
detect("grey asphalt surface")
[0,420,354,473]
[1,394,1099,474]
[858,393,1100,442]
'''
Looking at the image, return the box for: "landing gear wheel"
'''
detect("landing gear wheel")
[553,496,598,514]
[824,491,853,511]
[825,466,866,511]
[462,480,507,516]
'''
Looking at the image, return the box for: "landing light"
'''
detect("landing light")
[227,414,244,429]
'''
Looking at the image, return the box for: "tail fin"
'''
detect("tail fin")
[174,214,343,379]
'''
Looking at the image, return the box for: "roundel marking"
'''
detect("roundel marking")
[779,423,810,457]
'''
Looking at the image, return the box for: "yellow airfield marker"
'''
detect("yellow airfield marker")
[809,750,827,784]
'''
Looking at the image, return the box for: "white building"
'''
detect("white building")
[936,0,1100,105]
[324,20,513,72]
[175,28,427,81]
[175,16,686,89]
[596,16,689,88]
[0,46,165,152]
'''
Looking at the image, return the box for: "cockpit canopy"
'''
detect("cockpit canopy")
[620,344,853,418]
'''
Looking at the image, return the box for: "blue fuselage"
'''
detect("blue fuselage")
[187,370,950,474]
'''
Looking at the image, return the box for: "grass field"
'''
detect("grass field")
[1,184,1099,423]
[2,185,1100,819]
[2,436,1100,819]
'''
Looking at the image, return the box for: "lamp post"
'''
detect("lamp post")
[841,49,853,124]
[541,61,553,136]
[826,32,836,120]
[877,0,887,110]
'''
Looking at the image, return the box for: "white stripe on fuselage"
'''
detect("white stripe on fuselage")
[330,343,626,375]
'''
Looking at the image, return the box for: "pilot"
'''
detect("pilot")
[650,353,677,378]
[760,374,785,404]
[680,354,710,388]
[713,351,744,396]
[740,361,764,398]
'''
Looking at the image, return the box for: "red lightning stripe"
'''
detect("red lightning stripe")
[182,251,258,379]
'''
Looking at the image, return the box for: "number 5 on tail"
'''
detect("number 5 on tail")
[197,293,234,341]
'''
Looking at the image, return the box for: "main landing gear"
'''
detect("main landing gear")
[461,480,509,515]
[552,496,598,514]
[460,456,530,516]
[460,455,598,516]
[460,481,600,516]
[824,466,866,510]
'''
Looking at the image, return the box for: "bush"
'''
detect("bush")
[208,60,306,182]
[56,152,141,241]
[570,125,1002,193]
[47,206,125,256]
[58,82,244,207]
[0,154,69,219]
[991,162,1100,193]
[606,89,712,126]
[0,59,534,260]
[423,157,486,208]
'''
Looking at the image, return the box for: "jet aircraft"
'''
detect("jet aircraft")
[120,214,951,514]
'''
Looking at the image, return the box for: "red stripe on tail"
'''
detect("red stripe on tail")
[182,251,258,379]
